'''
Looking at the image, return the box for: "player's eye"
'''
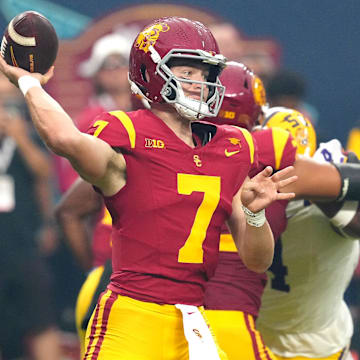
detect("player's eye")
[181,70,191,78]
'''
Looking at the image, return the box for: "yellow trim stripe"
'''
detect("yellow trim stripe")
[238,127,255,164]
[109,110,136,149]
[247,314,274,360]
[219,233,237,252]
[271,127,290,170]
[86,289,112,359]
[10,45,18,67]
[102,207,112,226]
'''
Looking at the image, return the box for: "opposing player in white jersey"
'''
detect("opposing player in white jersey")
[257,107,360,360]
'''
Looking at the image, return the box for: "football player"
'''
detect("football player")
[257,115,359,360]
[0,17,297,360]
[54,177,112,356]
[203,61,360,360]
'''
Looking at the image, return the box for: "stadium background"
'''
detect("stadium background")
[1,0,359,144]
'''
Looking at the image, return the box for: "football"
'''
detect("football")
[0,11,58,74]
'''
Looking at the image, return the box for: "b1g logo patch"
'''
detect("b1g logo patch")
[145,138,165,148]
[135,23,170,53]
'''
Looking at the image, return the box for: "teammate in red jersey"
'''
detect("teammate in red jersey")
[0,17,297,360]
[55,178,112,354]
[203,61,360,360]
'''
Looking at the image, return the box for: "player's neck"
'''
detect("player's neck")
[151,105,195,148]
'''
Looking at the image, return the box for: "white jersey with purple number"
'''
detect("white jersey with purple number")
[257,139,360,358]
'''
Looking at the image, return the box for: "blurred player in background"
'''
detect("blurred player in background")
[347,122,360,159]
[0,16,298,360]
[0,73,61,360]
[203,62,360,360]
[55,177,112,356]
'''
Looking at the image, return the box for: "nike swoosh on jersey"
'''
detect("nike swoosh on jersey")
[225,149,240,157]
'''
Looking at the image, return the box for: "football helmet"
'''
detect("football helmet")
[128,17,226,120]
[205,61,267,130]
[262,106,317,156]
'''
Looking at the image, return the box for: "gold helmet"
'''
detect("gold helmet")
[262,106,317,156]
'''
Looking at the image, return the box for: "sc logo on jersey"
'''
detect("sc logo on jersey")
[145,138,165,149]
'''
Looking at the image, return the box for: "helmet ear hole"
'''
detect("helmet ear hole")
[164,79,177,101]
[140,64,149,83]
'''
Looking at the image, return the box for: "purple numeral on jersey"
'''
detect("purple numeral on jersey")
[269,238,290,292]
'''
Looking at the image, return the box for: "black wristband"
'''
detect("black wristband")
[333,163,360,201]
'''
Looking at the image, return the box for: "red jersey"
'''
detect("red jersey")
[204,127,297,316]
[86,109,257,306]
[92,206,112,268]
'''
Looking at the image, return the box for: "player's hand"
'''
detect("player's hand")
[0,55,54,87]
[241,166,297,213]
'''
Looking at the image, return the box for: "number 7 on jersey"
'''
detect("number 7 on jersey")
[177,173,221,264]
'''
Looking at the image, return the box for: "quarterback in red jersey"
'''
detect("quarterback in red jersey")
[0,17,297,360]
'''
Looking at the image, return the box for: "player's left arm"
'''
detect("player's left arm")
[55,177,103,271]
[228,166,297,273]
[315,200,360,238]
[279,154,360,201]
[314,151,360,238]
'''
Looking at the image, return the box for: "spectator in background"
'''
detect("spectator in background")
[54,32,135,194]
[208,22,245,61]
[209,21,282,85]
[77,32,135,129]
[0,73,61,360]
[266,69,320,128]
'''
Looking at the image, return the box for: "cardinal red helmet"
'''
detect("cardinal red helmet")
[205,61,267,130]
[128,16,226,120]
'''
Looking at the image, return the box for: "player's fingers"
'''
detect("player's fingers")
[243,181,266,195]
[271,166,295,182]
[277,175,298,189]
[42,66,54,84]
[253,166,273,180]
[0,56,10,75]
[276,192,296,200]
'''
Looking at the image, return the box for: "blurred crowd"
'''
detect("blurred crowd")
[0,6,359,360]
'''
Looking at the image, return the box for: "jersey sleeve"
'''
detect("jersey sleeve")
[86,110,136,150]
[253,127,297,170]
